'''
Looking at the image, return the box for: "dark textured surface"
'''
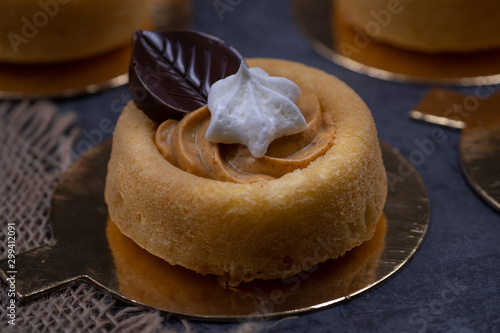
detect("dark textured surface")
[56,0,500,332]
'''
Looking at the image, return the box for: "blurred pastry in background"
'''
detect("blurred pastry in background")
[337,0,500,53]
[0,0,151,63]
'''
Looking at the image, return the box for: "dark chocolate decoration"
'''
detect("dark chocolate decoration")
[129,30,246,122]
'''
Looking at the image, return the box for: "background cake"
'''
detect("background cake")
[336,0,500,53]
[0,0,151,63]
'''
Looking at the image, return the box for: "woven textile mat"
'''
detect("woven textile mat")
[0,101,174,333]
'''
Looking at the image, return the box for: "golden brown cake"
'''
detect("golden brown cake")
[336,0,500,53]
[0,0,150,63]
[105,58,387,286]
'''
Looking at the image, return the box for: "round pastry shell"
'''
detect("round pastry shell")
[104,58,387,286]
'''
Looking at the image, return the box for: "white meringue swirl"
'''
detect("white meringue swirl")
[206,62,307,158]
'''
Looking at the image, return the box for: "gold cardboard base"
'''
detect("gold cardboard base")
[0,46,131,99]
[411,88,500,211]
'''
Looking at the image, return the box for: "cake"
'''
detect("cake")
[336,0,500,53]
[104,30,387,287]
[0,0,150,63]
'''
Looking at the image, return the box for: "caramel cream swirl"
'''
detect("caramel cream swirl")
[155,90,335,183]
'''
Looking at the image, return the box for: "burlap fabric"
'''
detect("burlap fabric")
[0,101,292,333]
[0,101,189,333]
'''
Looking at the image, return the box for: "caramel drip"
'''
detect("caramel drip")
[155,90,335,183]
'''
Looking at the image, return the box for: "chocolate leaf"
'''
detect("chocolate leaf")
[129,30,246,122]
